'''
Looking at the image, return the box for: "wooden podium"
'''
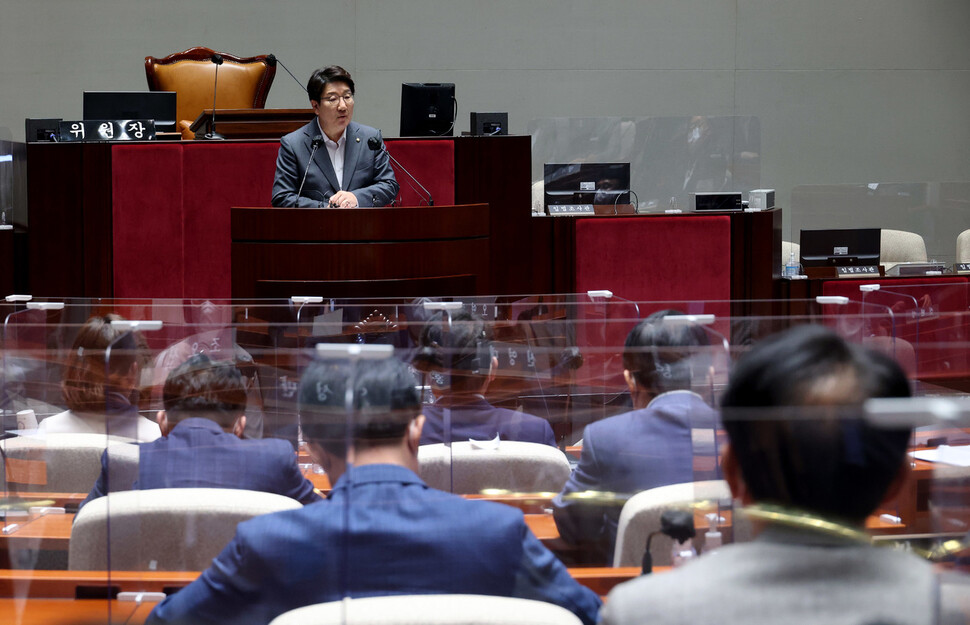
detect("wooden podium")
[231,204,490,299]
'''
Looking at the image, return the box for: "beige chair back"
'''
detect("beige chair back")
[269,594,583,625]
[880,229,928,265]
[613,480,731,567]
[418,441,571,494]
[1,433,137,493]
[69,487,301,571]
[956,229,970,264]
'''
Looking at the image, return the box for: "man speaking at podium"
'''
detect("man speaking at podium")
[272,65,398,208]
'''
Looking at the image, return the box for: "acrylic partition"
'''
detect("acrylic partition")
[790,181,970,268]
[0,297,968,623]
[528,116,761,214]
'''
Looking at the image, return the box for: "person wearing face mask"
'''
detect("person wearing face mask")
[271,65,399,208]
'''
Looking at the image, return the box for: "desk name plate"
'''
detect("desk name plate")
[955,263,970,275]
[548,204,595,216]
[58,120,156,142]
[836,265,880,278]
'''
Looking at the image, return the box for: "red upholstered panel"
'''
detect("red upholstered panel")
[822,277,969,377]
[385,139,454,206]
[112,144,184,298]
[575,216,732,303]
[181,142,279,298]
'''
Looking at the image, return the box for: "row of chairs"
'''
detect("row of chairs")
[784,228,970,267]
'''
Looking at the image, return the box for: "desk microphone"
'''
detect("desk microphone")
[200,53,225,140]
[298,138,324,201]
[265,54,308,94]
[367,134,433,206]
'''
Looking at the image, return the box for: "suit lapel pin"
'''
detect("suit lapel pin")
[356,137,360,143]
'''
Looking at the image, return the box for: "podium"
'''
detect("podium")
[231,204,490,298]
[189,108,315,140]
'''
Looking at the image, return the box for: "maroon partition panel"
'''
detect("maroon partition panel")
[111,144,184,297]
[181,142,279,298]
[574,216,733,304]
[385,139,455,207]
[821,277,969,379]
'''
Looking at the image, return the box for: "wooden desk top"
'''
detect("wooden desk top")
[0,597,159,624]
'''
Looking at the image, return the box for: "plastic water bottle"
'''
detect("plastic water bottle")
[784,251,799,278]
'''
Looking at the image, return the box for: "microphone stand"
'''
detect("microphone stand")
[200,53,225,140]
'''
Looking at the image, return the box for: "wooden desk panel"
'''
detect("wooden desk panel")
[0,597,158,624]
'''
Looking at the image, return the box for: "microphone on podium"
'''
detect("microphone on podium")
[298,138,324,201]
[199,53,225,140]
[368,134,434,206]
[265,54,308,94]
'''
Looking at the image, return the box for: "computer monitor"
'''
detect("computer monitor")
[799,228,881,267]
[543,163,631,212]
[400,83,455,136]
[83,91,177,133]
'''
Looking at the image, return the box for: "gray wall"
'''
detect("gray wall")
[2,0,969,243]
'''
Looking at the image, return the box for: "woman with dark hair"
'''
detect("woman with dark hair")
[552,310,717,562]
[38,314,160,441]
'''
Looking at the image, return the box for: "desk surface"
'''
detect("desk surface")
[2,597,159,624]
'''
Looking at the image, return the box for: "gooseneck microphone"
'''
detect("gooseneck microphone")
[200,53,225,140]
[265,54,308,94]
[367,134,434,206]
[298,138,324,201]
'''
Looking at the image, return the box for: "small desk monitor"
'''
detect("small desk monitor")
[799,228,881,267]
[83,91,177,133]
[543,163,631,212]
[400,83,456,136]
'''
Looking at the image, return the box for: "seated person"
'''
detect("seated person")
[38,314,160,441]
[601,325,954,624]
[146,355,600,625]
[80,353,320,507]
[411,310,556,447]
[552,310,717,563]
[271,65,399,208]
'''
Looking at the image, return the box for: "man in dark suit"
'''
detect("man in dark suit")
[80,353,320,507]
[553,310,718,562]
[272,65,398,208]
[146,355,600,625]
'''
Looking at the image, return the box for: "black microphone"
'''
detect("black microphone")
[265,54,308,94]
[199,53,225,140]
[297,138,323,201]
[367,135,434,206]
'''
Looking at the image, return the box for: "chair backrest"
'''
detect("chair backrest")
[418,441,571,494]
[880,229,928,264]
[144,46,276,130]
[613,480,731,567]
[957,229,970,264]
[1,433,138,493]
[269,594,583,625]
[69,487,302,571]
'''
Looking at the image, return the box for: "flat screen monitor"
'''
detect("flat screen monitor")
[400,83,455,136]
[83,91,177,133]
[799,228,881,267]
[543,163,631,211]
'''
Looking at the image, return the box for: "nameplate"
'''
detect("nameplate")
[836,265,879,278]
[58,120,156,142]
[547,204,594,216]
[955,263,970,275]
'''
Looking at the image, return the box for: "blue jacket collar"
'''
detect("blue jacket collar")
[331,463,426,490]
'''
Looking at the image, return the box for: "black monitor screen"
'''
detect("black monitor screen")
[400,83,455,137]
[83,91,177,133]
[799,228,881,267]
[544,163,631,209]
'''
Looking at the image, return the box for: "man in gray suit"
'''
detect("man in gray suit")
[272,65,398,208]
[601,325,959,625]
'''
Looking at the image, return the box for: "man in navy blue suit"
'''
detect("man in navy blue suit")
[412,310,557,447]
[147,355,600,625]
[272,65,398,208]
[553,310,718,563]
[80,354,320,508]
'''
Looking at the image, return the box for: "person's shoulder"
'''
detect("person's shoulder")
[280,121,316,145]
[349,122,380,139]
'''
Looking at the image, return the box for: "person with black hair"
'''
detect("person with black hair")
[601,325,952,625]
[412,310,556,447]
[552,310,717,563]
[80,353,320,508]
[146,355,601,625]
[271,65,398,208]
